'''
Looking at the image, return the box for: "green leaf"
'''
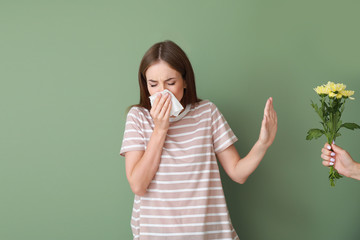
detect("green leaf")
[306,128,324,140]
[341,101,346,113]
[336,120,342,132]
[335,171,343,179]
[340,123,360,130]
[328,166,342,187]
[327,121,333,131]
[311,100,318,110]
[311,101,323,119]
[324,101,329,109]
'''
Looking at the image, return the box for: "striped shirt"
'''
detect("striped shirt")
[120,100,239,240]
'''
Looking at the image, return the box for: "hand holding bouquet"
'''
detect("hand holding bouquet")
[306,82,360,186]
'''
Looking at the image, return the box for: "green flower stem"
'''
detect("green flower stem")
[326,107,343,187]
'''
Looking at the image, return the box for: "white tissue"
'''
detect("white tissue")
[149,89,184,117]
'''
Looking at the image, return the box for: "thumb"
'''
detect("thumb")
[331,143,343,153]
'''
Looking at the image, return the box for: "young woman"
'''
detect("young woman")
[120,40,277,239]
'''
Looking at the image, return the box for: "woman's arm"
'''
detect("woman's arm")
[125,93,171,196]
[217,97,278,184]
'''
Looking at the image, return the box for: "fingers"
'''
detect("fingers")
[321,142,336,166]
[164,98,172,117]
[321,152,335,166]
[322,160,335,167]
[264,98,271,117]
[321,148,335,157]
[270,98,278,124]
[150,92,172,124]
[149,92,172,131]
[152,93,161,108]
[321,144,332,155]
[321,152,335,161]
[263,98,277,126]
[321,143,335,156]
[264,97,277,120]
[151,93,170,116]
[324,142,345,155]
[159,95,171,117]
[324,142,331,150]
[150,93,161,115]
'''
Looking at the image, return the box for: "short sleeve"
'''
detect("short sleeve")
[210,102,238,154]
[119,107,146,157]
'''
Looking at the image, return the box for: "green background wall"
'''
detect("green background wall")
[1,0,360,239]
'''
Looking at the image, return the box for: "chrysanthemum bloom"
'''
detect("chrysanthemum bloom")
[341,90,355,100]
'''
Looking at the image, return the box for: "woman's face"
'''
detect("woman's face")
[145,60,186,102]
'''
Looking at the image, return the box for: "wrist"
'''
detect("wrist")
[349,162,360,181]
[256,139,270,151]
[255,140,269,153]
[153,126,168,136]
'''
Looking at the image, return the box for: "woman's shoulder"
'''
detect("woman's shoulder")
[190,99,217,113]
[126,105,150,120]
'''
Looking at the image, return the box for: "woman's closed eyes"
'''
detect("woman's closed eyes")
[149,79,176,88]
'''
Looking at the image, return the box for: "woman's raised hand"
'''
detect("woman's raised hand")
[150,93,172,132]
[258,97,278,149]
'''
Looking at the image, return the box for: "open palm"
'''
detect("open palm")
[259,97,278,148]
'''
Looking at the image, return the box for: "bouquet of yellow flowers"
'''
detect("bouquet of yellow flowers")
[306,81,359,186]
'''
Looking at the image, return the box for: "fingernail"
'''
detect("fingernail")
[331,152,335,157]
[330,158,335,162]
[327,145,331,150]
[329,162,334,166]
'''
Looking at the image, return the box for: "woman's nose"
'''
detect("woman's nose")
[159,84,166,92]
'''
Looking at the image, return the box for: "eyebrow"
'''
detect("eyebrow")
[148,78,175,83]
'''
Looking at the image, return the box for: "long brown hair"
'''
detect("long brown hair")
[131,40,201,111]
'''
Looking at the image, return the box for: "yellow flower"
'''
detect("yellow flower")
[334,83,346,92]
[328,91,343,99]
[325,81,336,91]
[314,86,327,95]
[341,90,355,100]
[328,92,336,98]
[315,81,355,99]
[314,84,332,95]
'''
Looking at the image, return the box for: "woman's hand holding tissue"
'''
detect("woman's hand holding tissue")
[150,93,172,133]
[149,90,183,117]
[258,97,278,149]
